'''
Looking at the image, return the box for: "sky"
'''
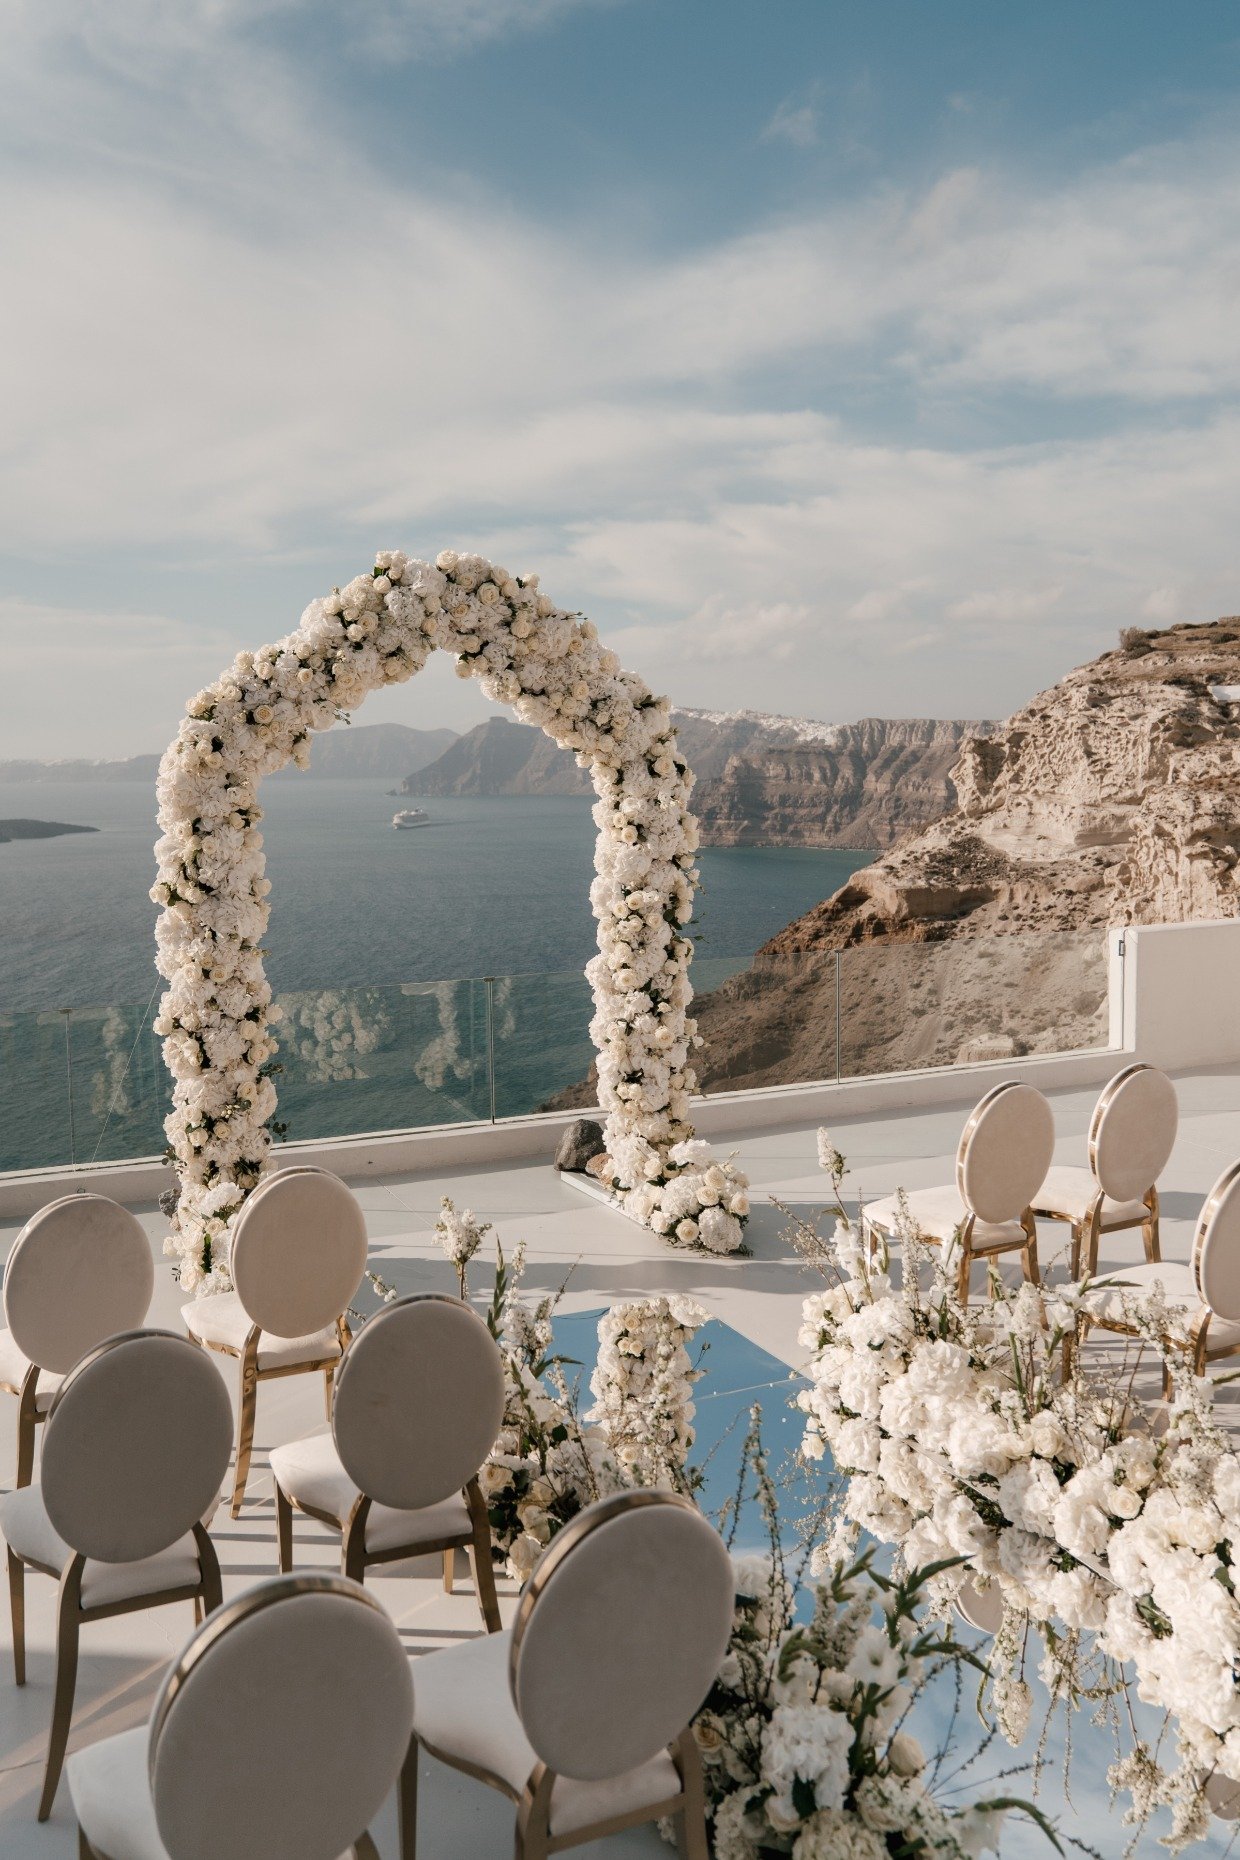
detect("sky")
[2,0,1239,757]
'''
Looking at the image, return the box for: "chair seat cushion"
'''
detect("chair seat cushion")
[865,1185,1027,1250]
[411,1629,682,1837]
[1082,1261,1240,1348]
[1032,1165,1149,1226]
[181,1292,342,1370]
[0,1329,61,1409]
[70,1726,167,1860]
[269,1432,472,1554]
[0,1486,205,1608]
[68,1726,359,1860]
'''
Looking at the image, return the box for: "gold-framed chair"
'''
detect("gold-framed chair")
[1075,1158,1240,1385]
[0,1329,232,1821]
[1032,1062,1177,1279]
[69,1571,415,1860]
[404,1488,735,1860]
[863,1081,1054,1301]
[270,1293,504,1633]
[181,1166,368,1516]
[0,1194,154,1488]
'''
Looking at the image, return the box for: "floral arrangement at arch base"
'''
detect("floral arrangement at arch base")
[793,1152,1240,1850]
[427,1250,1054,1857]
[152,547,748,1292]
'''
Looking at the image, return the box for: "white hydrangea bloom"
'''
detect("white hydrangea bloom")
[153,550,748,1287]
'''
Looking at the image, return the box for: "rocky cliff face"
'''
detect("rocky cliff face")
[693,717,989,848]
[685,618,1240,1090]
[407,709,989,848]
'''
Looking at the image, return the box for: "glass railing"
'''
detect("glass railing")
[0,930,1113,1175]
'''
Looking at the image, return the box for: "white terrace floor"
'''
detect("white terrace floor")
[3,1061,1240,1858]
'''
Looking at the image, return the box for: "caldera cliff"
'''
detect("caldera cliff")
[690,617,1240,1090]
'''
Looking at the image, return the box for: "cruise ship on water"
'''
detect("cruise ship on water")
[392,808,431,829]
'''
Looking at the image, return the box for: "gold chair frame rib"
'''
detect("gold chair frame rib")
[189,1314,351,1517]
[274,1473,501,1634]
[1033,1064,1163,1280]
[401,1491,710,1860]
[0,1360,49,1489]
[75,1572,409,1860]
[9,1518,222,1824]
[865,1086,1042,1304]
[1072,1160,1240,1394]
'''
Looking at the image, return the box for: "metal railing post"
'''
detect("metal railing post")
[484,977,497,1123]
[60,1007,78,1168]
[834,952,842,1083]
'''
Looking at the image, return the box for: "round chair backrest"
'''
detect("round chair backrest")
[149,1573,412,1860]
[41,1331,233,1563]
[3,1194,154,1374]
[231,1170,367,1338]
[1194,1162,1240,1322]
[510,1491,734,1782]
[332,1295,505,1511]
[1088,1063,1178,1203]
[956,1082,1055,1226]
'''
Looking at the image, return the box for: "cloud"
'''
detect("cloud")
[761,95,820,150]
[2,3,1240,749]
[0,598,240,757]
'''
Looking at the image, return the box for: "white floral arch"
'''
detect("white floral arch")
[153,549,749,1293]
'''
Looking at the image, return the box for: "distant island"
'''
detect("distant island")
[0,722,457,787]
[0,819,98,843]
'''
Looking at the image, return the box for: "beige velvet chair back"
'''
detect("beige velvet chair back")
[332,1295,505,1511]
[1194,1161,1240,1322]
[1088,1063,1178,1203]
[3,1194,154,1374]
[956,1082,1054,1226]
[230,1170,367,1338]
[41,1331,232,1563]
[509,1491,733,1781]
[149,1573,413,1860]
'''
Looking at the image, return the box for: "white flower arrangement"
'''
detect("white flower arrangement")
[794,1198,1240,1840]
[152,548,748,1291]
[587,1294,708,1490]
[435,1195,491,1298]
[691,1430,1050,1860]
[476,1238,626,1582]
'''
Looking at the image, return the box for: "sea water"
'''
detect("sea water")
[0,780,871,1172]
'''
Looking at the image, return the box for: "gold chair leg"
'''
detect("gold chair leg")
[276,1480,294,1573]
[193,1596,203,1627]
[8,1549,25,1686]
[956,1248,971,1305]
[398,1736,419,1860]
[442,1548,454,1594]
[324,1366,336,1423]
[1020,1211,1040,1287]
[673,1730,709,1860]
[1069,1219,1083,1284]
[515,1766,553,1860]
[193,1521,223,1618]
[79,1831,99,1859]
[229,1345,259,1519]
[16,1367,40,1489]
[466,1481,502,1634]
[1144,1188,1161,1263]
[39,1557,85,1822]
[342,1496,371,1585]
